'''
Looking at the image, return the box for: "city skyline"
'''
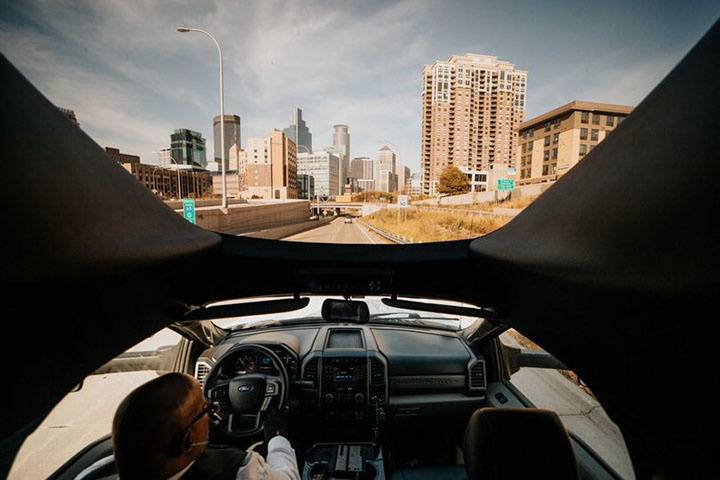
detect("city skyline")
[1,1,717,174]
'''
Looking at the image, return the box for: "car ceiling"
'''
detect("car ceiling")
[1,18,719,479]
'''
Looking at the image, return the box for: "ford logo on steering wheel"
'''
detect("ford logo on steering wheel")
[237,384,254,393]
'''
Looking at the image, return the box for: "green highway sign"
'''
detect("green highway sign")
[182,198,196,224]
[497,179,515,191]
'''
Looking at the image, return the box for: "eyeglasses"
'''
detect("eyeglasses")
[180,401,220,434]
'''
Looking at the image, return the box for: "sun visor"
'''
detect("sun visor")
[0,54,221,284]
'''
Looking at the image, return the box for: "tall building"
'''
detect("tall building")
[269,130,298,199]
[421,54,527,195]
[298,174,315,199]
[157,148,172,168]
[374,145,398,193]
[350,157,374,180]
[397,165,411,194]
[213,115,241,172]
[283,108,312,153]
[244,137,271,198]
[325,146,347,194]
[518,101,632,183]
[332,125,350,187]
[122,163,212,199]
[171,129,207,169]
[105,147,139,164]
[409,172,422,196]
[243,131,297,199]
[297,151,339,199]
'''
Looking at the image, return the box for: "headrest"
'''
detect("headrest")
[463,408,578,480]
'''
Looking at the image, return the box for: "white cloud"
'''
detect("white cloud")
[1,0,715,171]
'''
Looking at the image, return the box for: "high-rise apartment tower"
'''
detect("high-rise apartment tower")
[421,54,527,195]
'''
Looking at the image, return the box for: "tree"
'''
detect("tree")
[437,165,470,195]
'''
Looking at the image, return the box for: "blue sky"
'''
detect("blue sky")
[1,1,718,172]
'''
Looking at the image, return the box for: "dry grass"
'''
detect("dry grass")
[425,194,539,213]
[364,208,510,243]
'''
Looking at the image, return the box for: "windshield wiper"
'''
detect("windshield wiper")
[369,313,461,331]
[230,316,324,331]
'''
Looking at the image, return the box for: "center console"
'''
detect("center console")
[321,356,368,407]
[302,443,385,480]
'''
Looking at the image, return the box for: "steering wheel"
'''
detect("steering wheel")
[203,344,289,438]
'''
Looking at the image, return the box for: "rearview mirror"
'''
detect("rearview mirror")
[321,299,369,323]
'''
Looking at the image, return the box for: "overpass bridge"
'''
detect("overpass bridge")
[312,202,383,216]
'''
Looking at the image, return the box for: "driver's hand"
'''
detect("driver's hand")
[263,409,288,443]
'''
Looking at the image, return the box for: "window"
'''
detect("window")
[591,129,599,141]
[544,136,551,146]
[500,329,630,477]
[592,113,600,125]
[553,133,559,144]
[11,328,183,478]
[542,164,549,175]
[579,144,588,156]
[552,148,558,159]
[580,128,588,140]
[543,150,550,161]
[606,115,614,126]
[581,111,589,123]
[544,121,551,132]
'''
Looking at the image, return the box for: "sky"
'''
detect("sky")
[1,1,718,172]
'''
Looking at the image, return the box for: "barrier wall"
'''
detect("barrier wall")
[176,200,311,234]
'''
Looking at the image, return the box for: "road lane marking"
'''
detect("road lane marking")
[356,222,377,244]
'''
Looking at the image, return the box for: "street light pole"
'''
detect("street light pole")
[177,26,227,209]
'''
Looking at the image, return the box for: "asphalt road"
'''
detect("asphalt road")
[285,217,389,244]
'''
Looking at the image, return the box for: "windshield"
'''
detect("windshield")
[211,296,481,332]
[2,3,714,248]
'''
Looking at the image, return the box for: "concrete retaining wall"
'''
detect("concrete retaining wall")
[412,190,510,206]
[165,198,248,209]
[177,200,311,234]
[243,217,334,240]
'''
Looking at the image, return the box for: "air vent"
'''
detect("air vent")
[195,361,212,388]
[468,359,486,391]
[369,357,387,403]
[303,357,319,384]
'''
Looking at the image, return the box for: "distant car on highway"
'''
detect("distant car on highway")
[309,215,319,220]
[344,217,353,224]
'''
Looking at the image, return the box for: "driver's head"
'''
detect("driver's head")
[112,373,210,479]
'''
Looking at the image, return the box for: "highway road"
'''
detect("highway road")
[285,217,389,244]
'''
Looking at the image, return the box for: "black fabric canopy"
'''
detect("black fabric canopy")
[1,18,718,479]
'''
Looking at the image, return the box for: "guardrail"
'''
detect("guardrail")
[359,220,411,244]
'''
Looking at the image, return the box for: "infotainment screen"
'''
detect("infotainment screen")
[334,367,355,382]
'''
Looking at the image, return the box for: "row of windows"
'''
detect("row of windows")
[580,111,619,127]
[580,128,600,141]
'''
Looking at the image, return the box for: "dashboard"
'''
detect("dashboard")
[195,324,486,420]
[210,344,298,379]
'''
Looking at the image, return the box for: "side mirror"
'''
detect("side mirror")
[502,343,568,375]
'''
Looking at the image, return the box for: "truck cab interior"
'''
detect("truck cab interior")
[1,18,719,480]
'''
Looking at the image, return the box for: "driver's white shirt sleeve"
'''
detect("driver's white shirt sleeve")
[235,436,300,480]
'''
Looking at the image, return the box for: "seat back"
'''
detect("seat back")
[462,408,578,480]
